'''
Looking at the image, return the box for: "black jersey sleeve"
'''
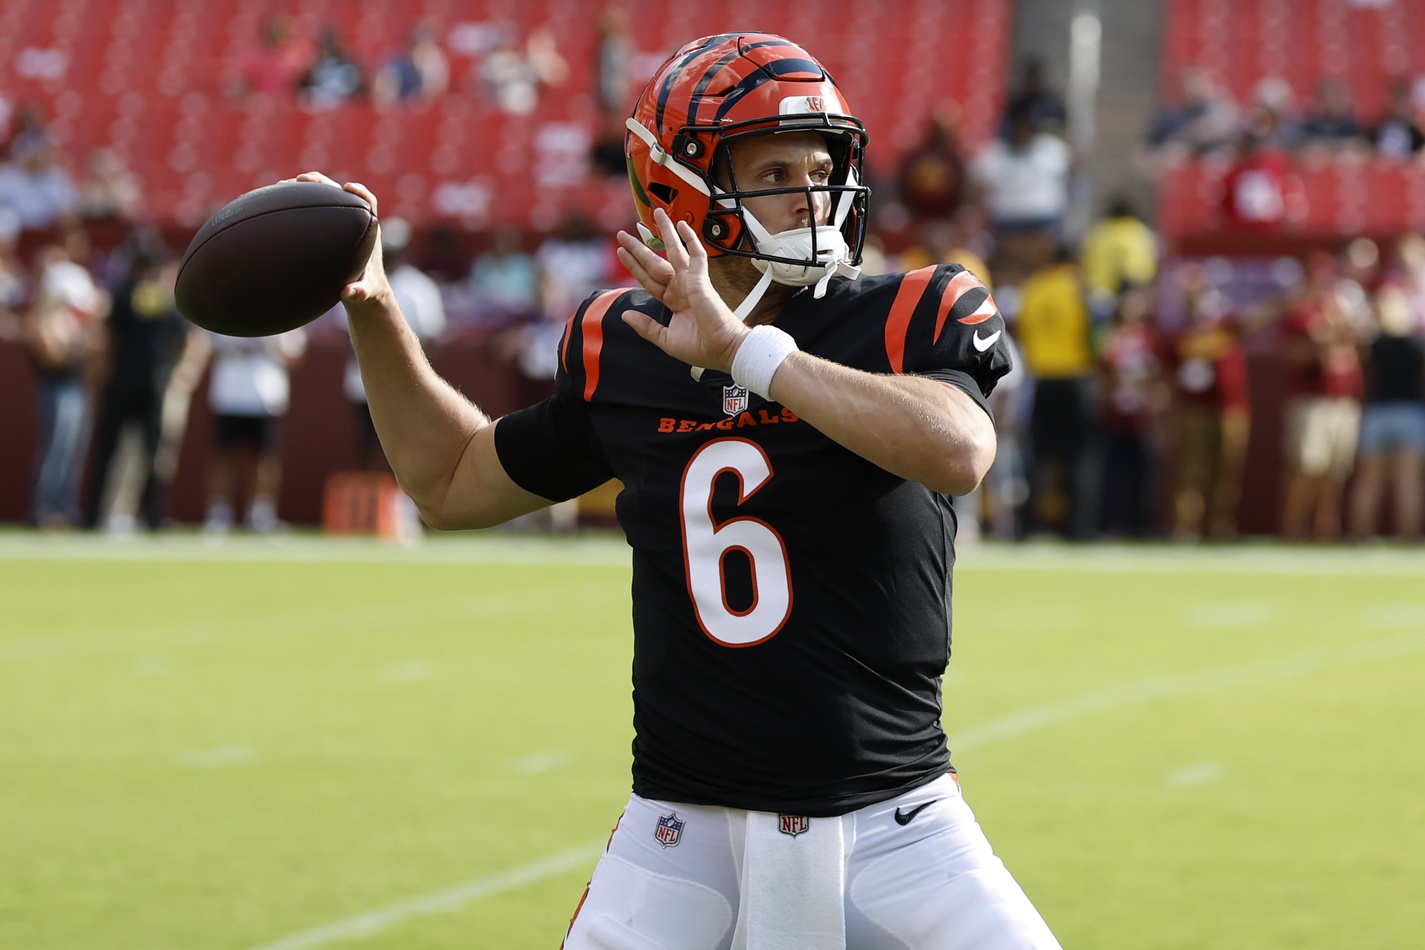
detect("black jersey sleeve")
[890,264,1013,412]
[491,289,626,501]
[493,393,614,502]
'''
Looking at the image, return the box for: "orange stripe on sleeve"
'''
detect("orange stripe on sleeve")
[884,266,937,373]
[935,270,992,339]
[559,312,578,375]
[580,290,624,401]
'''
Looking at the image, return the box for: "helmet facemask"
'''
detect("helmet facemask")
[624,33,872,319]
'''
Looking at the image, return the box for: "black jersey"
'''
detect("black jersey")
[495,264,1011,815]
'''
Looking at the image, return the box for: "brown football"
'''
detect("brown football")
[175,181,377,337]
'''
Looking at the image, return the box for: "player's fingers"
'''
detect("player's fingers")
[616,245,671,298]
[675,220,707,270]
[621,310,666,349]
[654,208,689,269]
[341,181,379,217]
[616,238,674,283]
[294,171,340,187]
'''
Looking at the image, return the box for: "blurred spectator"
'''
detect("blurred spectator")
[982,331,1030,541]
[3,101,51,161]
[0,208,22,325]
[1096,285,1165,537]
[342,218,446,470]
[1220,127,1305,232]
[299,27,367,109]
[972,107,1071,285]
[534,211,612,322]
[76,147,144,223]
[901,211,995,290]
[1139,66,1239,175]
[1080,197,1159,315]
[1014,245,1100,539]
[82,233,202,532]
[1393,232,1425,312]
[202,329,307,535]
[1373,77,1425,158]
[23,237,109,529]
[0,92,10,147]
[372,25,449,108]
[0,137,79,230]
[896,105,970,226]
[1298,76,1368,153]
[233,15,313,99]
[1246,77,1302,150]
[589,110,630,179]
[468,226,541,327]
[1000,57,1066,138]
[1348,284,1425,542]
[1279,253,1365,542]
[595,9,635,115]
[479,27,568,116]
[1163,268,1251,541]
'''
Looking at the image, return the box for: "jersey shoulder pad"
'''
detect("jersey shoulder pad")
[556,287,655,402]
[873,264,1000,374]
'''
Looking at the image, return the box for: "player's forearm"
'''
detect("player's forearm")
[768,353,996,495]
[345,297,493,522]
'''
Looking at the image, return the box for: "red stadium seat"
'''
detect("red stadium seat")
[9,0,1013,232]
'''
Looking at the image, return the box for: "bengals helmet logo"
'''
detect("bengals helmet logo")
[806,96,826,112]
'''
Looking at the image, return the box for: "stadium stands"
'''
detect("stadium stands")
[1156,0,1425,249]
[2,0,1014,231]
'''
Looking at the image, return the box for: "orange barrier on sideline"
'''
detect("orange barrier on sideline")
[322,472,410,540]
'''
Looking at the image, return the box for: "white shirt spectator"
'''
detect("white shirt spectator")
[0,154,79,230]
[207,330,306,417]
[535,227,610,319]
[972,132,1072,227]
[40,257,104,314]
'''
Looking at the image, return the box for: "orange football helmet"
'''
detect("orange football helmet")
[625,33,869,285]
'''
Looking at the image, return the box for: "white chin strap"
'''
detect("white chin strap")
[727,171,862,321]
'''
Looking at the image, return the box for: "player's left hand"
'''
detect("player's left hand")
[617,208,747,374]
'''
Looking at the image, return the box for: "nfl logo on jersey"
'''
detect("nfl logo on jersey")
[723,384,749,416]
[654,812,685,848]
[778,814,810,837]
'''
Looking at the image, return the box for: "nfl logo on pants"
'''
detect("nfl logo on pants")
[778,814,809,837]
[655,812,685,848]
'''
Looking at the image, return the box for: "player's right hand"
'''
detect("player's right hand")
[284,172,393,312]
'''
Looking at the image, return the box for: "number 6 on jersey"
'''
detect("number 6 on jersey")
[680,439,793,647]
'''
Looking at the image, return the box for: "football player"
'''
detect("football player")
[304,31,1060,950]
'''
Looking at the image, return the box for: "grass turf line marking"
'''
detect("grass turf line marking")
[244,842,605,950]
[949,629,1425,752]
[1,583,615,662]
[249,631,1425,950]
[7,532,1425,575]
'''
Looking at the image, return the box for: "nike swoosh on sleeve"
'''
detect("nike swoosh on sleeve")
[972,329,1002,352]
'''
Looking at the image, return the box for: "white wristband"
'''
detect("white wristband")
[730,325,799,399]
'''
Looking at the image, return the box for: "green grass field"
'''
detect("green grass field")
[3,531,1423,949]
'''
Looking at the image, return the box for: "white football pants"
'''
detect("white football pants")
[561,773,1062,950]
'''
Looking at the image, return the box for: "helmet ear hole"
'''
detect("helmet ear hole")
[647,182,679,205]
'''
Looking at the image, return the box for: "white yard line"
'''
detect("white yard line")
[0,532,632,568]
[244,842,605,950]
[948,629,1425,751]
[244,628,1425,950]
[5,532,1425,575]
